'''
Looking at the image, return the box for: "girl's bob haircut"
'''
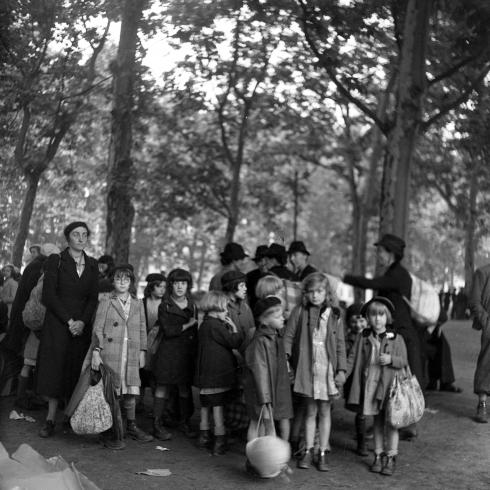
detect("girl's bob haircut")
[365,300,393,325]
[200,291,229,314]
[255,274,284,300]
[301,272,339,308]
[166,268,193,296]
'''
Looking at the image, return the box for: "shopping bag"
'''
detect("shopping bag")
[245,404,291,478]
[386,366,425,429]
[70,375,113,435]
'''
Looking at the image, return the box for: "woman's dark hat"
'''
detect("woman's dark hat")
[265,243,287,264]
[361,296,395,317]
[253,296,282,319]
[374,234,405,259]
[287,241,310,256]
[345,303,363,322]
[63,221,90,240]
[145,272,166,283]
[98,254,114,265]
[252,245,268,262]
[221,270,246,290]
[220,242,248,261]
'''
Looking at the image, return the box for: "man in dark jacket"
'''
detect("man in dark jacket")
[343,233,423,440]
[287,241,317,282]
[246,245,269,309]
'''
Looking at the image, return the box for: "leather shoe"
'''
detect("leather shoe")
[475,402,488,423]
[369,453,384,473]
[317,450,329,472]
[126,421,153,442]
[297,448,313,469]
[381,455,396,476]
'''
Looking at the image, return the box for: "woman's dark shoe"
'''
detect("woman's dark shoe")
[126,421,153,442]
[297,448,313,469]
[369,453,384,473]
[381,455,396,476]
[198,429,211,449]
[213,435,226,455]
[317,450,329,472]
[39,420,55,438]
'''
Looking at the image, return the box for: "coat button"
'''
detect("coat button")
[108,338,113,342]
[114,322,118,327]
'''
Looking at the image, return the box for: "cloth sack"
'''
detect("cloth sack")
[22,275,45,332]
[70,372,113,435]
[245,405,291,478]
[404,274,441,326]
[386,366,425,429]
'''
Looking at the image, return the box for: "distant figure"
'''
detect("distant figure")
[97,254,115,294]
[29,245,42,262]
[245,245,269,309]
[264,243,295,280]
[209,243,248,291]
[0,265,19,319]
[287,241,317,282]
[469,264,490,423]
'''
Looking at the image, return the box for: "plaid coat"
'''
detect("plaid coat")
[86,294,147,390]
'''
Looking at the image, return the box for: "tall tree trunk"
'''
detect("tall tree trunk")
[11,170,42,267]
[105,0,145,263]
[197,240,208,291]
[224,160,242,243]
[293,170,299,241]
[464,161,478,295]
[379,0,431,240]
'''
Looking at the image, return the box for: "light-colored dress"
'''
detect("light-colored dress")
[312,308,339,401]
[118,297,139,396]
[363,335,382,415]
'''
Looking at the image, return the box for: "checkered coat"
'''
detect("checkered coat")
[86,294,147,390]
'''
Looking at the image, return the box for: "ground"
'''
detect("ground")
[1,320,489,490]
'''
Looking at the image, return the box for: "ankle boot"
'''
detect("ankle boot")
[198,429,211,448]
[213,435,226,455]
[475,401,488,423]
[297,448,313,469]
[39,420,55,438]
[355,414,369,456]
[153,418,172,440]
[381,455,396,476]
[126,420,153,442]
[369,453,384,473]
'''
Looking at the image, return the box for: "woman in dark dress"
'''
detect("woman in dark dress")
[36,222,99,438]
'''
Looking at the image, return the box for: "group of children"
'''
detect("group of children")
[85,263,408,478]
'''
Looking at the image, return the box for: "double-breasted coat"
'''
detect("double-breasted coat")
[469,264,490,394]
[283,305,347,398]
[152,296,197,386]
[36,249,98,400]
[84,294,147,390]
[194,315,244,389]
[244,325,293,420]
[345,329,408,413]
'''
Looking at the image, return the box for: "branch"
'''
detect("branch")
[422,63,490,130]
[428,49,486,86]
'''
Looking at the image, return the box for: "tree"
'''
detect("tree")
[105,0,148,263]
[1,0,110,266]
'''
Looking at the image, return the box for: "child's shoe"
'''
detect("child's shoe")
[153,419,172,440]
[126,421,154,442]
[39,420,55,438]
[297,448,313,469]
[213,435,226,455]
[317,450,329,472]
[198,429,211,449]
[369,453,384,473]
[180,421,198,438]
[381,455,396,476]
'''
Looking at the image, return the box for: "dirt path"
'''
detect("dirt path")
[1,320,489,489]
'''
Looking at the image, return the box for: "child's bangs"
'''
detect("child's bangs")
[114,269,133,281]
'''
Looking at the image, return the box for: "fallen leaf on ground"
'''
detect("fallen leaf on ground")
[155,446,170,451]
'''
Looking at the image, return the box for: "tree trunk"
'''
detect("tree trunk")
[105,0,145,263]
[464,162,477,295]
[379,0,431,240]
[196,240,208,291]
[11,170,42,267]
[293,170,299,241]
[224,160,242,243]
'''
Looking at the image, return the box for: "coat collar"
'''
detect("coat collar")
[163,296,194,318]
[61,248,95,280]
[362,328,396,340]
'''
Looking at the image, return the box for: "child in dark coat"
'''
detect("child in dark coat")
[244,297,293,443]
[195,291,244,455]
[346,297,408,476]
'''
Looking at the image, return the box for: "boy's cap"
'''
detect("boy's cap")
[253,296,282,319]
[361,296,395,317]
[221,270,246,289]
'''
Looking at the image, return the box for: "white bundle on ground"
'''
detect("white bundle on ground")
[0,443,100,490]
